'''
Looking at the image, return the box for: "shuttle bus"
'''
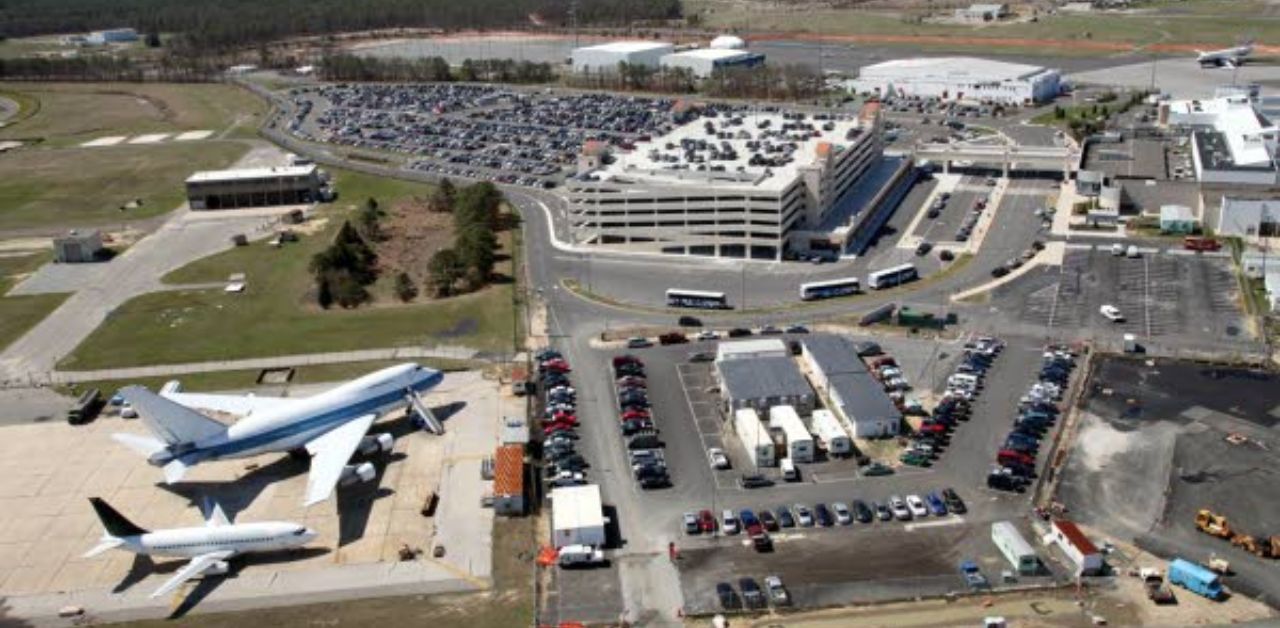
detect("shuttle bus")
[799,277,861,301]
[666,289,729,309]
[867,264,918,290]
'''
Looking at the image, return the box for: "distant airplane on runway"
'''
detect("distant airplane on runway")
[1197,40,1254,68]
[84,497,317,598]
[113,362,444,506]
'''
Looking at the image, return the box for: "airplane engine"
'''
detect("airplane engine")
[203,561,230,576]
[339,462,377,486]
[358,433,394,456]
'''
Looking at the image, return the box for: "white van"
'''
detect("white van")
[558,544,605,568]
[949,373,981,390]
[1126,245,1140,258]
[1111,243,1124,256]
[781,458,798,482]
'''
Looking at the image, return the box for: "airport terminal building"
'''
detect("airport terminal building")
[1163,90,1280,186]
[186,165,326,210]
[563,104,889,260]
[850,57,1061,105]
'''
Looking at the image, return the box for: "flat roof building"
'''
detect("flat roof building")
[1164,93,1280,186]
[716,338,789,362]
[86,28,139,45]
[566,105,886,260]
[661,48,765,79]
[492,445,526,517]
[801,336,902,438]
[956,3,1009,21]
[852,56,1061,105]
[717,356,815,415]
[186,165,326,210]
[572,41,675,74]
[1217,197,1280,237]
[53,230,105,264]
[550,484,605,548]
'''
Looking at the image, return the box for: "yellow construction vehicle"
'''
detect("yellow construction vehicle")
[1195,509,1232,539]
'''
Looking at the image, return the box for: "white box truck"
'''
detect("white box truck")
[734,408,776,467]
[768,405,814,463]
[810,409,852,457]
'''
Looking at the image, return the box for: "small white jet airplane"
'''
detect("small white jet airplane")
[1198,41,1254,68]
[84,496,318,598]
[114,363,443,506]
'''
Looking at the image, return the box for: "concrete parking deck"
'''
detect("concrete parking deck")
[0,370,502,625]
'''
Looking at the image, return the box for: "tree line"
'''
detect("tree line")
[0,0,682,52]
[321,54,555,84]
[566,61,823,101]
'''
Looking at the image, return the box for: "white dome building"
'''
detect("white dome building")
[709,35,746,50]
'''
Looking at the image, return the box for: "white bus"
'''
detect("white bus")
[867,264,918,290]
[666,289,729,309]
[799,277,861,301]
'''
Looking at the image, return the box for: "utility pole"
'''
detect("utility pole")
[570,0,579,50]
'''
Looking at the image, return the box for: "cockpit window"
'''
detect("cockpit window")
[293,528,308,536]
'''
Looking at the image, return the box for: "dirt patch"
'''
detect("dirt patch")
[376,197,454,289]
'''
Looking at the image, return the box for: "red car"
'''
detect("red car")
[918,421,948,435]
[548,411,578,425]
[543,423,576,436]
[997,449,1035,467]
[621,408,650,421]
[871,357,897,369]
[542,360,571,373]
[612,355,642,368]
[698,510,716,533]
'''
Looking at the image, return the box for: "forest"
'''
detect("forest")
[0,0,683,51]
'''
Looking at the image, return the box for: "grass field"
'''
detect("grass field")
[0,82,267,145]
[0,142,249,230]
[61,169,520,370]
[687,0,1280,51]
[0,250,66,352]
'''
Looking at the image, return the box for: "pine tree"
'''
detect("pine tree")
[394,271,418,302]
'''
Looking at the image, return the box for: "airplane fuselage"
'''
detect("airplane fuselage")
[119,522,316,559]
[158,364,441,465]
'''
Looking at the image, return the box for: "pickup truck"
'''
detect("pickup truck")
[960,560,989,589]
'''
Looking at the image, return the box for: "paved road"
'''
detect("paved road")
[0,208,287,385]
[51,345,484,384]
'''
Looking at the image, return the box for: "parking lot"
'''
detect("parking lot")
[911,176,995,245]
[287,84,783,189]
[549,328,1089,614]
[1057,356,1280,605]
[1006,247,1244,340]
[0,372,502,622]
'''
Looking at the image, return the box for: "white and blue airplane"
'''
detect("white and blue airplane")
[84,496,318,598]
[114,363,444,506]
[1198,41,1254,68]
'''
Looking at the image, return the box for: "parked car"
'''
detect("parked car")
[942,488,967,514]
[764,575,790,606]
[814,503,834,527]
[874,501,893,521]
[889,495,912,520]
[740,474,774,489]
[677,315,702,327]
[715,582,739,610]
[793,504,815,527]
[722,510,740,535]
[776,506,796,528]
[658,332,689,345]
[925,492,948,516]
[626,337,653,348]
[683,512,700,534]
[727,328,753,338]
[695,330,719,341]
[906,494,929,518]
[739,577,765,609]
[758,509,779,531]
[832,502,853,525]
[708,448,730,470]
[852,499,873,523]
[698,509,717,533]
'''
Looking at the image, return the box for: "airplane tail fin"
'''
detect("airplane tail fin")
[83,537,125,559]
[88,497,148,538]
[119,385,227,446]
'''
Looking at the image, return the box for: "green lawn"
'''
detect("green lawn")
[62,169,520,370]
[0,250,65,352]
[0,141,249,230]
[0,82,266,145]
[686,0,1280,51]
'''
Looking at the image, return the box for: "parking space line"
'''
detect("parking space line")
[1143,256,1152,338]
[903,516,966,532]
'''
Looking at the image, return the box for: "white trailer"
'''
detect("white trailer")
[551,485,606,549]
[734,408,776,467]
[991,521,1040,575]
[768,405,814,463]
[810,409,852,457]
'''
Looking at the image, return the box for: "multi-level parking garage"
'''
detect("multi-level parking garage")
[563,104,888,260]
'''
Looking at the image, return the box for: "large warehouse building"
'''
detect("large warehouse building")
[801,336,902,438]
[660,48,765,78]
[571,41,675,74]
[851,57,1061,105]
[564,104,887,259]
[186,165,326,210]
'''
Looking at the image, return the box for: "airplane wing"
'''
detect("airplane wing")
[163,392,301,418]
[303,413,377,507]
[149,550,235,599]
